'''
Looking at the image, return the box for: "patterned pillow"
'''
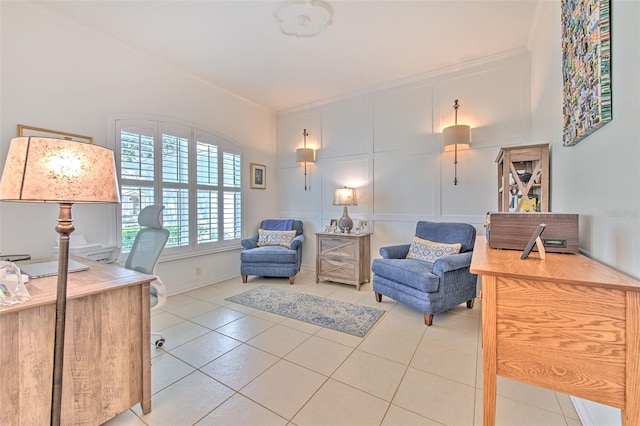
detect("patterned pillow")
[406,236,461,262]
[257,229,297,247]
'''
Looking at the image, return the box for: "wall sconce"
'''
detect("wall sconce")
[296,129,315,191]
[442,99,471,185]
[333,187,357,233]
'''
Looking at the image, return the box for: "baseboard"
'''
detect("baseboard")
[168,273,238,296]
[571,396,621,426]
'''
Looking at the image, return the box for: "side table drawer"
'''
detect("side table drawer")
[318,236,357,259]
[318,258,356,283]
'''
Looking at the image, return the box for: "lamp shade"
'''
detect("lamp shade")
[0,137,120,203]
[296,147,315,163]
[333,187,357,206]
[442,124,471,150]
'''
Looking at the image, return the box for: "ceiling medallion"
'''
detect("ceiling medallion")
[276,0,333,38]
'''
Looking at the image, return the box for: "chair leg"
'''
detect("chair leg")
[289,276,295,285]
[374,292,382,302]
[424,313,433,326]
[242,275,248,283]
[466,298,475,309]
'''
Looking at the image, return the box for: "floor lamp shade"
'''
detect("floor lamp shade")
[0,136,120,425]
[0,137,120,203]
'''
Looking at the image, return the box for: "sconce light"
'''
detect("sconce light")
[333,187,357,233]
[296,129,315,191]
[442,99,471,185]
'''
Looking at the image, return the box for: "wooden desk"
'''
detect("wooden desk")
[470,237,640,426]
[0,259,154,425]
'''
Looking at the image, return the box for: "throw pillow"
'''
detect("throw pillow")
[257,229,297,247]
[406,236,461,262]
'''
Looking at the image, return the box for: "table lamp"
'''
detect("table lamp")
[333,187,357,233]
[0,137,120,425]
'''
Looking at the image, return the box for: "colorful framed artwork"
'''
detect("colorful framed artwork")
[250,163,266,189]
[561,0,612,146]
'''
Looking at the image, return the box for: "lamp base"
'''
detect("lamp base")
[337,206,353,233]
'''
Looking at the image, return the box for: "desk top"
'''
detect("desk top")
[1,257,155,314]
[471,237,640,291]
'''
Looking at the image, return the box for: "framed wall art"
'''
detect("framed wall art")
[561,0,612,146]
[17,124,94,144]
[250,163,266,189]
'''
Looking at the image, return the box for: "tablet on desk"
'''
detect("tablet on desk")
[19,260,90,279]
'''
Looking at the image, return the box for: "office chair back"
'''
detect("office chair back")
[125,205,170,309]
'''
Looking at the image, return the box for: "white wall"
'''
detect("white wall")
[529,1,640,424]
[0,2,278,294]
[531,0,640,279]
[277,51,533,269]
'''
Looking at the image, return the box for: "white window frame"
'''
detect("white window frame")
[113,116,243,259]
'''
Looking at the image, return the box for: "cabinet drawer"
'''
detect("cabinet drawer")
[318,236,356,259]
[318,258,356,282]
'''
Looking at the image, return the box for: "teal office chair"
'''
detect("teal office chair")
[125,205,170,348]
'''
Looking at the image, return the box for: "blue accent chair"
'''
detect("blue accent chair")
[240,220,305,284]
[372,221,477,326]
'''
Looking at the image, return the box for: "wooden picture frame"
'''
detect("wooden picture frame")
[520,223,547,260]
[17,124,94,144]
[250,163,266,189]
[561,0,612,146]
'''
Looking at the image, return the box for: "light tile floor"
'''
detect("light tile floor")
[105,270,582,426]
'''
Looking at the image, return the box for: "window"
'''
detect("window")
[116,118,242,256]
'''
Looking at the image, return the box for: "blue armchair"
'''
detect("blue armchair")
[372,221,477,326]
[241,220,305,284]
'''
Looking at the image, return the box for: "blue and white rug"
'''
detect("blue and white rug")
[225,286,385,337]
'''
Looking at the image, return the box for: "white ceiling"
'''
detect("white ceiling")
[34,0,539,112]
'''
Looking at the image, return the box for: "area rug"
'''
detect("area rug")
[225,286,385,337]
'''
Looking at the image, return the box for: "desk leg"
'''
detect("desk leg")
[141,282,152,414]
[624,291,640,426]
[482,275,498,426]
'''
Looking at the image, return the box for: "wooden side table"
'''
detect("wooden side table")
[315,232,371,290]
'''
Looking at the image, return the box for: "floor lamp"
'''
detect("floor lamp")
[0,137,120,425]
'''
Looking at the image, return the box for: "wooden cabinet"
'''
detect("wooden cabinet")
[496,143,549,212]
[315,232,371,290]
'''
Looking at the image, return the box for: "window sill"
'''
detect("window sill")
[157,244,243,263]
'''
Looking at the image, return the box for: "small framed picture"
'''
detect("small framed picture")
[358,220,368,233]
[250,163,266,189]
[330,219,338,227]
[520,224,547,260]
